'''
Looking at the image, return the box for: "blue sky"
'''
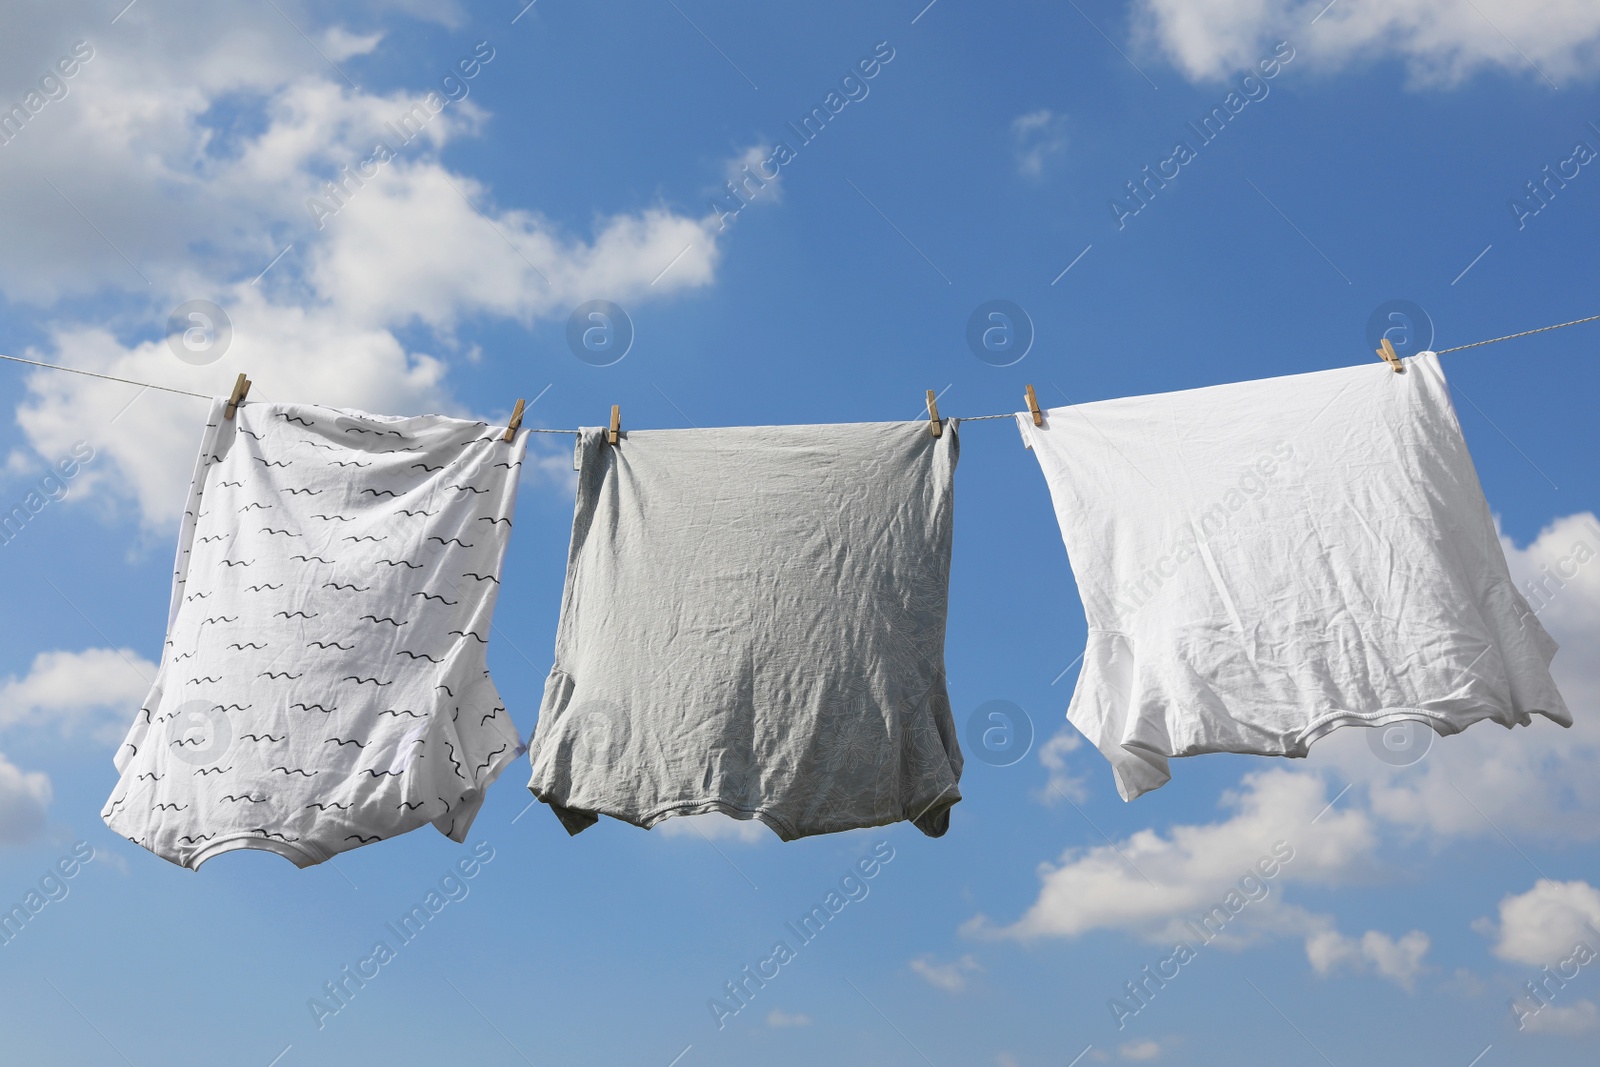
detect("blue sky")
[2,0,1600,1063]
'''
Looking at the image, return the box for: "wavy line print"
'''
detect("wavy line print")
[461,572,499,583]
[446,484,489,495]
[346,834,382,843]
[332,460,372,467]
[255,459,291,467]
[240,733,285,742]
[360,488,400,498]
[474,744,509,775]
[397,800,424,811]
[228,642,267,650]
[276,414,314,426]
[322,582,371,592]
[410,462,444,472]
[427,536,473,548]
[396,508,436,518]
[238,503,271,511]
[285,487,322,496]
[411,592,458,605]
[274,610,318,619]
[290,702,336,713]
[325,737,368,748]
[310,514,354,522]
[444,741,464,778]
[395,651,441,662]
[245,584,284,592]
[272,766,318,776]
[361,768,402,778]
[193,766,232,776]
[449,630,487,644]
[380,708,422,718]
[341,535,384,543]
[341,676,392,687]
[259,671,302,680]
[306,641,353,651]
[375,559,423,569]
[219,559,253,567]
[259,528,302,537]
[306,801,351,811]
[477,516,511,527]
[360,615,407,627]
[202,616,239,625]
[289,555,334,565]
[222,793,267,803]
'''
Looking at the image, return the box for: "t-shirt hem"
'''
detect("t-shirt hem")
[187,832,332,871]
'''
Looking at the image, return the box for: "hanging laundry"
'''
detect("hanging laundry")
[103,400,526,868]
[1018,352,1570,800]
[526,420,963,840]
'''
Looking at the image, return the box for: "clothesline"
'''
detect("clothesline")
[3,310,1598,430]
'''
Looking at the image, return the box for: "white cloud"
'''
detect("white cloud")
[967,769,1374,943]
[1118,1040,1162,1061]
[1011,109,1068,177]
[908,953,983,993]
[1305,927,1431,991]
[0,647,155,742]
[1033,726,1088,805]
[655,812,769,843]
[0,752,52,844]
[1476,879,1600,967]
[1133,0,1600,86]
[765,1008,811,1028]
[3,1,732,529]
[1522,998,1600,1036]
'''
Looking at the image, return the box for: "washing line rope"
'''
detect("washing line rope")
[3,310,1598,430]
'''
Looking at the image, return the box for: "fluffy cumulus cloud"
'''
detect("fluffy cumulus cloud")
[968,769,1374,944]
[0,645,155,843]
[1305,927,1431,991]
[1475,878,1600,967]
[983,510,1599,991]
[1133,0,1600,86]
[1521,999,1600,1036]
[1033,726,1089,805]
[0,752,52,844]
[0,647,155,741]
[1118,1040,1162,1061]
[909,953,983,993]
[765,1008,811,1028]
[0,0,730,528]
[1011,109,1068,178]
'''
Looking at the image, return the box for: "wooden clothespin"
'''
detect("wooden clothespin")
[925,389,942,438]
[503,398,525,443]
[1376,338,1404,373]
[1025,384,1043,426]
[608,404,621,446]
[224,372,251,420]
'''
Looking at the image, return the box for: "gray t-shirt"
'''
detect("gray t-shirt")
[526,420,963,840]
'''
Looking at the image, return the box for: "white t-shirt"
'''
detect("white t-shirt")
[1017,353,1570,800]
[104,399,526,868]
